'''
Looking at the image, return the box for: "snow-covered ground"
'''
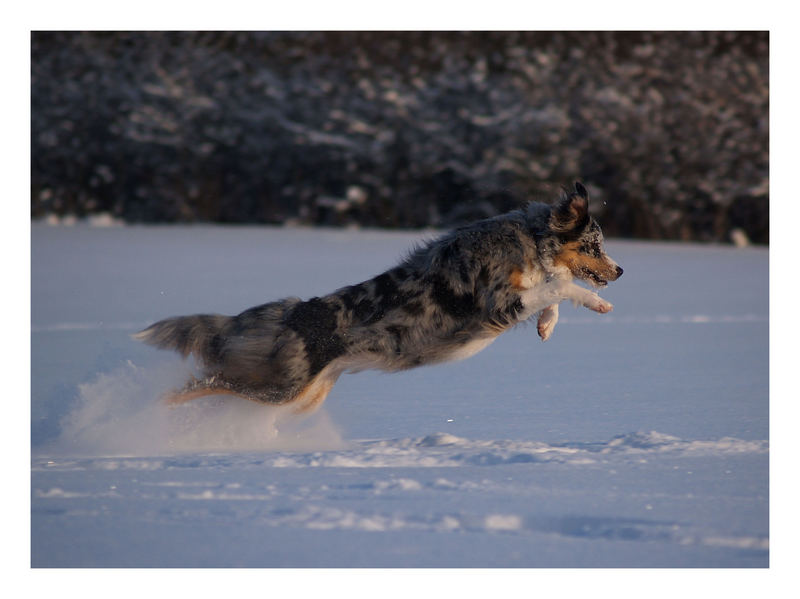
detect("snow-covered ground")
[31,223,768,567]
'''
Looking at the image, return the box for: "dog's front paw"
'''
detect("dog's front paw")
[537,319,556,341]
[537,305,559,341]
[590,298,614,313]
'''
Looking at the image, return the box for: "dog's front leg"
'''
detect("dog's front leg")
[562,282,613,314]
[516,279,612,325]
[537,304,559,341]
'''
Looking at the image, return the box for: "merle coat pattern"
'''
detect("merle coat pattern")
[136,182,623,412]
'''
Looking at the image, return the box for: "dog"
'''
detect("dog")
[135,181,622,413]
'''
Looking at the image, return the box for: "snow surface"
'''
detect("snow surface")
[31,223,768,567]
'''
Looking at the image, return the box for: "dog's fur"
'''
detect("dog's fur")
[135,182,622,412]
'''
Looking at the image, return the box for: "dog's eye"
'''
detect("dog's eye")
[580,242,602,257]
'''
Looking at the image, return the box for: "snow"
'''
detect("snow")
[31,223,768,568]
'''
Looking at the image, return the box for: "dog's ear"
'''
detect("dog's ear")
[550,183,589,233]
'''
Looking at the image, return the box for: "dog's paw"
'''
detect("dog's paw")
[537,320,555,341]
[537,306,558,341]
[591,298,614,313]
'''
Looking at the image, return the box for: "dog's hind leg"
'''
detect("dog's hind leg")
[163,386,259,406]
[287,365,343,414]
[162,376,271,406]
[537,304,559,341]
[166,364,344,413]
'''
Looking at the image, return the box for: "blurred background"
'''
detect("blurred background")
[30,31,768,244]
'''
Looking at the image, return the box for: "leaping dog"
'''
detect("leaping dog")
[135,182,622,412]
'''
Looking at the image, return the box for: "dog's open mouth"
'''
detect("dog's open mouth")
[583,269,608,287]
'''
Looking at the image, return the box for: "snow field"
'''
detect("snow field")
[31,223,768,568]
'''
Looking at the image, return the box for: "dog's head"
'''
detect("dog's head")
[547,182,623,287]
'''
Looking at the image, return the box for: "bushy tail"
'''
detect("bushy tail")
[133,314,232,365]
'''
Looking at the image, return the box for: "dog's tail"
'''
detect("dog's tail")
[133,314,231,364]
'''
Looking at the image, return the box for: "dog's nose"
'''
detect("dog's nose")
[615,266,624,278]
